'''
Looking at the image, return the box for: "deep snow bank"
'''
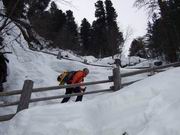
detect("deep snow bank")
[0,67,180,135]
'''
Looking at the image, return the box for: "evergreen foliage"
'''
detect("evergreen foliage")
[1,0,124,58]
[29,2,66,46]
[2,0,26,18]
[1,0,48,48]
[61,10,79,51]
[105,0,123,57]
[135,0,180,62]
[129,37,147,58]
[28,0,50,17]
[80,18,93,55]
[29,2,79,51]
[79,0,123,58]
[93,0,107,58]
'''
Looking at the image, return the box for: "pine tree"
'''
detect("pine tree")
[141,3,179,62]
[2,0,26,19]
[56,10,79,52]
[1,0,52,48]
[105,0,117,24]
[168,0,180,51]
[93,0,107,58]
[49,2,66,33]
[80,18,93,55]
[28,0,50,17]
[129,37,146,58]
[135,0,180,62]
[105,0,123,57]
[65,10,79,51]
[92,0,123,58]
[146,15,163,58]
[28,1,66,48]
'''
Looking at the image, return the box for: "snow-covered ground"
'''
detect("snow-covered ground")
[1,58,180,135]
[1,19,180,135]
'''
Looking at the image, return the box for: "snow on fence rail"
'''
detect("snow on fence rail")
[0,62,180,122]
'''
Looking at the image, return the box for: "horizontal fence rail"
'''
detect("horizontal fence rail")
[0,88,113,108]
[0,61,180,121]
[32,79,112,93]
[30,89,113,103]
[0,79,112,97]
[121,62,180,77]
[0,89,22,96]
[0,101,19,107]
[121,80,142,87]
[0,114,15,122]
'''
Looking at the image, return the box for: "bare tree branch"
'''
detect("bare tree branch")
[1,52,12,54]
[1,22,16,35]
[0,45,5,50]
[133,0,159,17]
[0,18,9,32]
[123,26,134,44]
[0,0,22,32]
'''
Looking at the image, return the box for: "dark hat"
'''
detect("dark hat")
[83,68,89,74]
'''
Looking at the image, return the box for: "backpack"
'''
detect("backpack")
[57,71,77,85]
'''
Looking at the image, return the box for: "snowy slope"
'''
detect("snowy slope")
[0,22,149,118]
[2,35,146,102]
[1,19,179,135]
[1,67,180,135]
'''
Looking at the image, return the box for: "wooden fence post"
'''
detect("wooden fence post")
[112,67,121,91]
[17,80,33,113]
[57,51,62,60]
[115,59,121,67]
[149,63,155,76]
[84,59,87,64]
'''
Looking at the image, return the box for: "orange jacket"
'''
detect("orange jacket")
[69,71,87,84]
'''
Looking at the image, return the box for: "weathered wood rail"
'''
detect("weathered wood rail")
[0,61,180,122]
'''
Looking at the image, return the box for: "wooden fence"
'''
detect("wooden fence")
[0,62,180,122]
[36,50,114,68]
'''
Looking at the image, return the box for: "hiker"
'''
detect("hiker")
[60,68,89,103]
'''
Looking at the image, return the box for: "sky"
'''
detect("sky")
[1,24,180,135]
[50,0,149,55]
[53,0,148,46]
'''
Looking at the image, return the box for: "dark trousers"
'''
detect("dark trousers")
[61,87,85,103]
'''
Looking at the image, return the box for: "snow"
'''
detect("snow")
[1,20,180,135]
[1,67,180,135]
